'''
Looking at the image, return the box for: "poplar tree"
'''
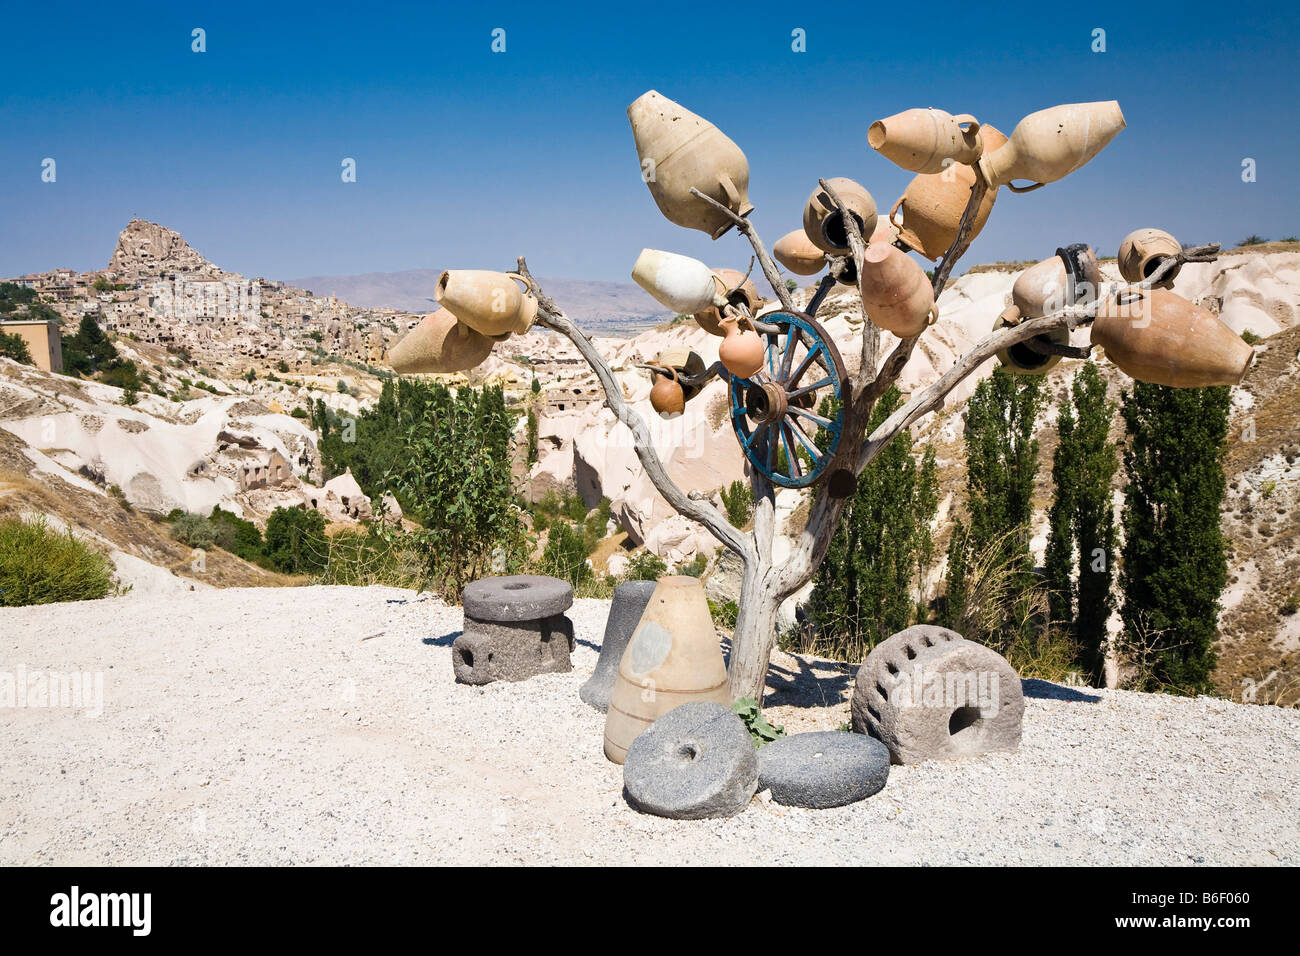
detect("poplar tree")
[1119,383,1230,694]
[1045,362,1118,683]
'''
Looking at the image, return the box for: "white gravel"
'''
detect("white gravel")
[2,585,1298,865]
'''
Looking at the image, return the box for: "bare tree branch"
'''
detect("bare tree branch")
[515,257,753,561]
[689,187,797,312]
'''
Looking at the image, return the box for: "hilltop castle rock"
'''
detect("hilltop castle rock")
[108,219,226,281]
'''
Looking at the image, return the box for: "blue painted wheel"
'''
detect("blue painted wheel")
[728,311,849,489]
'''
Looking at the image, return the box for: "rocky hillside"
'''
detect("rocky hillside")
[108,219,228,280]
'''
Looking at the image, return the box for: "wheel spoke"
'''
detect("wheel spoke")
[788,405,835,430]
[789,345,821,387]
[787,415,824,460]
[765,424,777,473]
[786,375,833,402]
[782,424,803,479]
[780,325,799,382]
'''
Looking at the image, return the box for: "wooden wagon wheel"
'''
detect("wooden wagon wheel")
[728,310,849,489]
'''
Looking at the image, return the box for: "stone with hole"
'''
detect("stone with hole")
[757,731,890,808]
[851,625,1023,764]
[452,575,574,684]
[623,702,758,819]
[579,580,656,713]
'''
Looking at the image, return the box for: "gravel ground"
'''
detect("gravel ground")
[2,585,1298,866]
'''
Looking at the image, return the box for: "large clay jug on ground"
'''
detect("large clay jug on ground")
[1002,245,1102,322]
[891,125,1007,260]
[603,576,731,764]
[803,178,878,255]
[868,108,983,174]
[435,270,537,338]
[1118,228,1182,288]
[695,268,761,335]
[648,365,686,417]
[387,309,495,374]
[773,230,827,275]
[717,314,765,378]
[993,312,1071,376]
[858,242,938,337]
[977,101,1125,192]
[1091,287,1254,387]
[628,90,755,239]
[631,249,723,315]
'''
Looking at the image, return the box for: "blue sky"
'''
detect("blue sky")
[2,0,1297,284]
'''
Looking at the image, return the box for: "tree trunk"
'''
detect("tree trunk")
[727,558,786,701]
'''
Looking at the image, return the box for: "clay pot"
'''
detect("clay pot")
[858,242,938,337]
[655,347,707,402]
[631,249,723,316]
[868,108,983,174]
[1091,288,1253,387]
[603,576,731,764]
[773,230,827,276]
[435,270,537,338]
[993,312,1070,376]
[891,125,1008,260]
[803,178,878,255]
[694,268,761,336]
[718,315,765,379]
[1002,246,1102,322]
[648,366,686,417]
[628,90,754,239]
[387,309,494,374]
[977,101,1125,193]
[1118,228,1182,288]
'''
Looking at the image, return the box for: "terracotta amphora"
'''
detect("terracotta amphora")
[695,268,761,336]
[891,125,1008,260]
[387,309,494,374]
[977,101,1125,193]
[1001,246,1102,323]
[628,90,754,239]
[773,230,827,275]
[1118,228,1182,288]
[648,366,686,417]
[603,576,731,764]
[858,242,938,337]
[993,311,1071,376]
[1091,288,1254,387]
[631,249,723,316]
[868,108,983,174]
[802,178,878,255]
[717,314,765,379]
[435,270,537,338]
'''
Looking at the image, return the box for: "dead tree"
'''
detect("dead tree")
[515,176,1219,704]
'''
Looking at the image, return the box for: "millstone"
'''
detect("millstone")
[452,575,575,685]
[757,731,890,809]
[579,580,656,713]
[623,702,757,819]
[850,625,1024,764]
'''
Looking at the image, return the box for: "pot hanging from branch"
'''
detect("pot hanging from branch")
[435,270,537,338]
[1118,228,1183,289]
[868,107,983,174]
[631,249,725,315]
[802,178,878,255]
[387,308,495,374]
[976,101,1125,193]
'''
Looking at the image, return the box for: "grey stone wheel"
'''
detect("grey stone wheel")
[462,574,573,621]
[757,731,890,808]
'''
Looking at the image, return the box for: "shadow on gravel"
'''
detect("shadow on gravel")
[424,631,461,647]
[1022,678,1101,703]
[764,657,855,709]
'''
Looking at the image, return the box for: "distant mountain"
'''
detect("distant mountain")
[283,268,673,337]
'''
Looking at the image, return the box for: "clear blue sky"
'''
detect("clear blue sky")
[2,0,1296,283]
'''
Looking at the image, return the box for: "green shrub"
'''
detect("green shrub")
[263,507,328,574]
[679,553,707,578]
[169,512,217,550]
[719,480,752,527]
[314,527,417,587]
[0,331,33,365]
[1240,329,1263,345]
[0,516,116,606]
[709,599,738,629]
[539,520,593,588]
[624,550,667,582]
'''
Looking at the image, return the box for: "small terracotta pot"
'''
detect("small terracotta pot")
[695,268,761,336]
[858,242,937,337]
[1091,287,1253,387]
[718,314,765,379]
[891,125,1007,260]
[868,108,983,174]
[977,101,1125,192]
[435,270,537,337]
[628,90,754,239]
[1118,228,1182,288]
[655,347,708,402]
[387,309,495,374]
[802,178,878,255]
[631,249,722,315]
[993,312,1070,376]
[648,365,686,417]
